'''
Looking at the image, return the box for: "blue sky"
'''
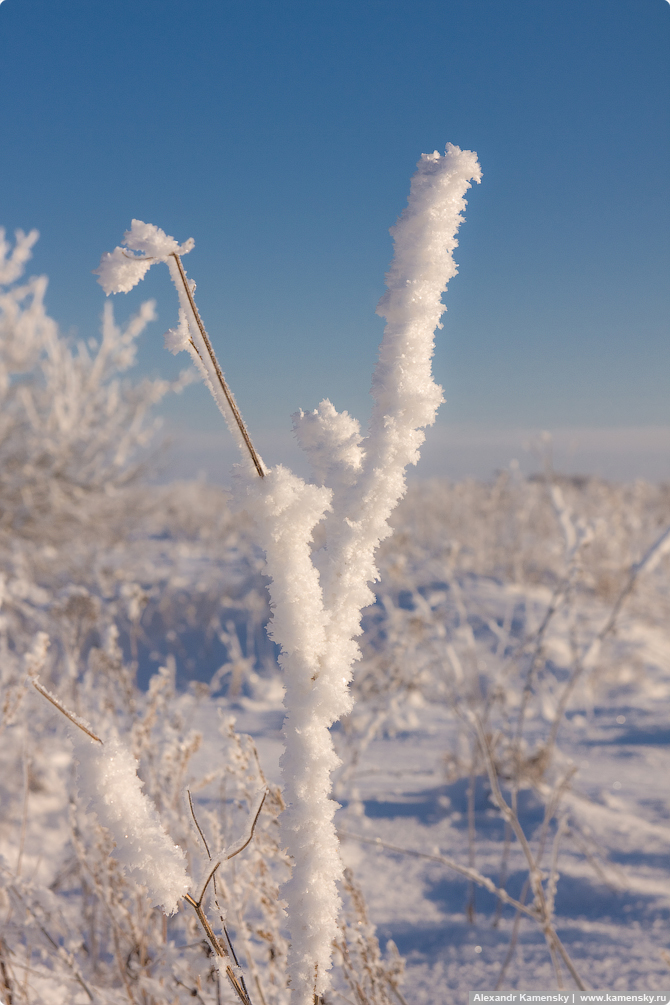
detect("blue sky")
[1,0,668,479]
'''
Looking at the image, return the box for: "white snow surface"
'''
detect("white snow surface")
[2,473,670,1001]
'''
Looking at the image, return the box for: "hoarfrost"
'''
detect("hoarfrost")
[93,144,482,1000]
[71,731,190,915]
[94,220,194,296]
[240,142,482,1001]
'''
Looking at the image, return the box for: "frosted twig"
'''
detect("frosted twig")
[494,877,530,991]
[338,830,538,920]
[170,252,265,479]
[493,767,575,986]
[186,790,266,1005]
[184,881,254,1005]
[188,789,212,858]
[96,221,265,477]
[546,814,568,919]
[32,679,103,744]
[470,715,586,991]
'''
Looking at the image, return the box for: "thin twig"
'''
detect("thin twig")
[184,886,254,1005]
[32,680,103,744]
[185,791,267,1005]
[188,790,212,858]
[492,820,512,928]
[494,877,529,991]
[171,252,265,478]
[470,715,586,991]
[225,791,267,860]
[338,830,538,921]
[197,861,222,906]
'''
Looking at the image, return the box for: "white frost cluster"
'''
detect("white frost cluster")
[240,143,482,1001]
[96,221,261,472]
[71,731,190,914]
[0,227,39,286]
[94,220,194,296]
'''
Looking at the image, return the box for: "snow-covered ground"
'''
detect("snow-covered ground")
[2,474,669,1002]
[229,563,670,998]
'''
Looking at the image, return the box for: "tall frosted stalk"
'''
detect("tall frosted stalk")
[95,142,481,1002]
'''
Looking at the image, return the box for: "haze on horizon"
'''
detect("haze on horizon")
[1,0,668,482]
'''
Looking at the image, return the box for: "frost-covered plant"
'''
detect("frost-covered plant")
[0,229,193,543]
[97,143,482,1001]
[0,228,207,763]
[336,471,670,990]
[332,868,407,1005]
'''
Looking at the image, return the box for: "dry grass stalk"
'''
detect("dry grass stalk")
[31,678,103,744]
[186,788,267,1005]
[331,868,407,1005]
[470,714,586,991]
[170,252,265,479]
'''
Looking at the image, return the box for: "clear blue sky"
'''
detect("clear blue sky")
[1,0,668,477]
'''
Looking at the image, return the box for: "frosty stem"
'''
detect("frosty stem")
[169,252,265,478]
[97,149,483,1001]
[186,789,267,1005]
[241,144,482,1003]
[184,878,254,1005]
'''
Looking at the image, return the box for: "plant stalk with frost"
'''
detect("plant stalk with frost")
[30,669,190,915]
[96,142,481,1002]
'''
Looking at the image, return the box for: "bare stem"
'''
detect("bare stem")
[32,680,103,745]
[188,789,212,858]
[338,830,538,920]
[171,252,265,478]
[185,791,266,1005]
